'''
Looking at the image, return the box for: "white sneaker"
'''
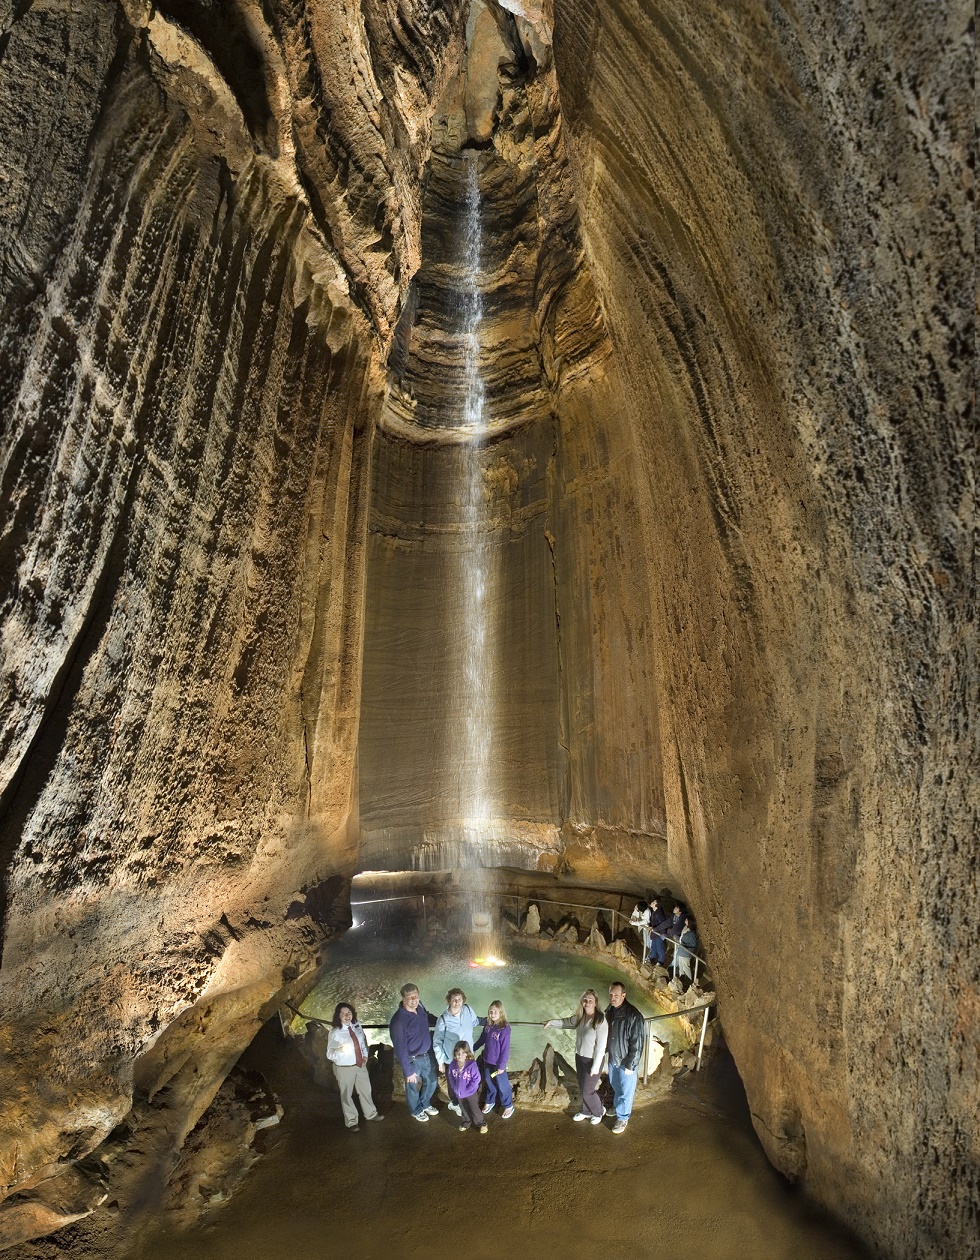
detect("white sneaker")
[612,1119,628,1134]
[448,1102,462,1116]
[589,1115,602,1125]
[572,1112,589,1122]
[425,1106,439,1116]
[413,1111,429,1123]
[483,1102,495,1112]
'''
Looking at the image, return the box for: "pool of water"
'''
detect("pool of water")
[294,936,687,1063]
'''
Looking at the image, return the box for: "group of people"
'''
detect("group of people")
[388,984,513,1132]
[544,981,644,1133]
[326,979,648,1137]
[629,898,699,983]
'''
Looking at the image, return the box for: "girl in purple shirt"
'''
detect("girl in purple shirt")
[447,1041,487,1133]
[475,1000,514,1118]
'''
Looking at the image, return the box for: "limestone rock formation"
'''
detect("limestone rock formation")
[550,0,976,1254]
[0,0,463,1238]
[0,0,974,1257]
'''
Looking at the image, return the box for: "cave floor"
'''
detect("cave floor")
[132,1027,867,1260]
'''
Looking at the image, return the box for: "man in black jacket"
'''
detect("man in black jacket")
[605,982,644,1133]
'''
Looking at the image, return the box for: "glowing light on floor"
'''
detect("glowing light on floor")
[468,954,507,969]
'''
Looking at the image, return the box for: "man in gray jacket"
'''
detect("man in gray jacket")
[605,982,644,1133]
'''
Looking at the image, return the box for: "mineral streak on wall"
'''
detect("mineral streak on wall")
[0,0,974,1257]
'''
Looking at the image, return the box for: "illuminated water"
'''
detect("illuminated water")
[451,151,497,862]
[295,938,688,1062]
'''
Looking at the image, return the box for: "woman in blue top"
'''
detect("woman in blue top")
[434,987,481,1115]
[474,1000,514,1118]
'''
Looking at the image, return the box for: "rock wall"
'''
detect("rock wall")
[358,5,667,880]
[550,0,975,1256]
[0,0,464,1237]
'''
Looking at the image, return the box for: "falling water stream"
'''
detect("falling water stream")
[458,154,494,851]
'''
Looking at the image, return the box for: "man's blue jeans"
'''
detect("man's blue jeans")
[609,1063,638,1120]
[405,1053,437,1117]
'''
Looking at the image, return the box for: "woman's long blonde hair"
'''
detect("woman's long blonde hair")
[487,1000,509,1027]
[575,988,605,1029]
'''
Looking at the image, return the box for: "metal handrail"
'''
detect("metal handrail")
[349,889,711,978]
[286,997,716,1078]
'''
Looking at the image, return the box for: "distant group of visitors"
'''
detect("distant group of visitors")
[629,898,699,984]
[325,979,647,1136]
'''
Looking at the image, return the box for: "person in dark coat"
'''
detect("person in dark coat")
[647,896,670,965]
[605,982,644,1133]
[665,903,686,971]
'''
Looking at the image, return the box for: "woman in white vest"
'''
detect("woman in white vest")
[326,1002,384,1131]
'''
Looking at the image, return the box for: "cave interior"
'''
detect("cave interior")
[0,0,973,1257]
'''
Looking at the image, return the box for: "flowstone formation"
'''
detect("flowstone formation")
[548,1,975,1256]
[0,1,974,1258]
[0,0,467,1246]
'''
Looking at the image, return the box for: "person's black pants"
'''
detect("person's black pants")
[458,1094,485,1128]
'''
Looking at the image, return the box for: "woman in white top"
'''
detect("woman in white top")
[629,901,652,962]
[326,1002,384,1131]
[544,988,609,1123]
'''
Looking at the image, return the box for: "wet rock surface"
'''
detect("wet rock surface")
[122,1027,870,1260]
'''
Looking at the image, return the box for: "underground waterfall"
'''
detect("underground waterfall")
[0,0,969,1255]
[458,155,494,861]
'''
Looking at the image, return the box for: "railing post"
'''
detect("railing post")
[696,1007,709,1071]
[693,955,700,985]
[422,894,427,931]
[642,1021,650,1086]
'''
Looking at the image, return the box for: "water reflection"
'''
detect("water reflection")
[297,937,688,1063]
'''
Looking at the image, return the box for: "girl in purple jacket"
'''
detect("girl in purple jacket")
[447,1041,487,1133]
[475,1000,514,1118]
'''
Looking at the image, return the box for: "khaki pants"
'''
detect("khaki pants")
[333,1063,378,1127]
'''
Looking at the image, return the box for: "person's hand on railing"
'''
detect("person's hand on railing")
[543,1018,561,1028]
